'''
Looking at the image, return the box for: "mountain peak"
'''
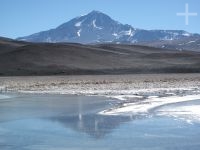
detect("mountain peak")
[90,10,103,14]
[84,10,112,21]
[87,10,108,16]
[17,11,198,45]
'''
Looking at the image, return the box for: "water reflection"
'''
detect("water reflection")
[50,114,132,139]
[0,94,135,139]
[0,94,148,139]
[45,95,141,139]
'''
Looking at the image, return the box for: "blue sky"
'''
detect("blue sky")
[0,0,199,39]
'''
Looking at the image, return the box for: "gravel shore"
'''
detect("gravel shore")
[0,74,200,97]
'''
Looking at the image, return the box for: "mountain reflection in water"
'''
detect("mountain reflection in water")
[49,114,136,139]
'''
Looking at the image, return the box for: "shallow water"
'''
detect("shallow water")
[0,94,200,150]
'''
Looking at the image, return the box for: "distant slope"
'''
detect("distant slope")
[137,35,200,52]
[1,38,200,76]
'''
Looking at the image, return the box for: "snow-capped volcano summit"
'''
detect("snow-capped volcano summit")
[17,10,198,44]
[56,10,136,43]
[18,10,135,43]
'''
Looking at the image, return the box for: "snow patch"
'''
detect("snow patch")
[80,14,87,17]
[162,36,174,40]
[186,41,196,44]
[112,33,118,36]
[182,33,191,37]
[128,28,134,36]
[119,28,134,37]
[75,21,82,27]
[77,29,81,37]
[92,20,103,29]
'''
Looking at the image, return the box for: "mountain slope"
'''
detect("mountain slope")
[17,10,200,47]
[1,38,200,76]
[137,34,200,51]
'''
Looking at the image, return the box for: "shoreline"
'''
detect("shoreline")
[1,73,200,123]
[0,73,200,95]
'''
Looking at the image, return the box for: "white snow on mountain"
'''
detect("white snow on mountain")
[112,33,118,36]
[162,36,174,40]
[92,19,103,29]
[128,28,134,36]
[182,33,191,37]
[77,29,81,37]
[119,28,134,37]
[186,41,196,44]
[75,21,83,27]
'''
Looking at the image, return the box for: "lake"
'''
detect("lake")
[0,94,200,150]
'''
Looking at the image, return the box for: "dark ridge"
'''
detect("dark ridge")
[0,38,200,76]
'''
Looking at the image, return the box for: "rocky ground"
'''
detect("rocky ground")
[0,74,200,97]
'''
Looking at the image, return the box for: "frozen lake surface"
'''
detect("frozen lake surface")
[0,94,200,150]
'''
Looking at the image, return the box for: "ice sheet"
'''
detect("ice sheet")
[99,95,200,117]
